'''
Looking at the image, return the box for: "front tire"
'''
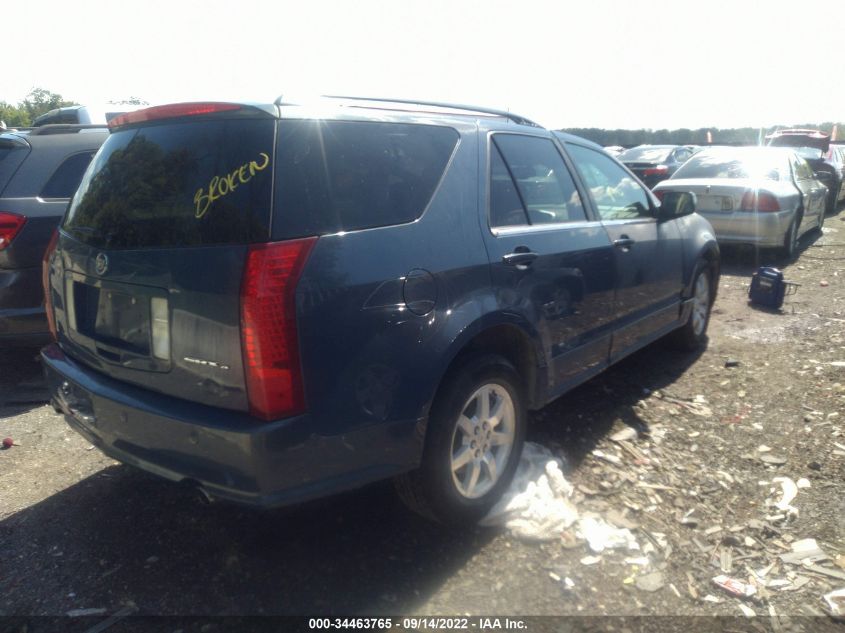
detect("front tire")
[395,354,526,525]
[671,264,712,351]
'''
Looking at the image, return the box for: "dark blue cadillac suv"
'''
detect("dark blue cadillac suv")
[41,97,719,524]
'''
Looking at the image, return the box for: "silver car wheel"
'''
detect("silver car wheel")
[450,383,515,499]
[691,272,710,337]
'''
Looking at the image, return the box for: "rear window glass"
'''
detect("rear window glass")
[673,151,786,181]
[63,118,274,249]
[273,120,458,238]
[618,147,673,163]
[40,152,95,199]
[0,138,30,194]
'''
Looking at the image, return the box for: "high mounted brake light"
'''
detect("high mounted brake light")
[240,237,317,421]
[108,103,242,129]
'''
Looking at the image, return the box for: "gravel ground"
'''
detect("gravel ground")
[1,208,844,631]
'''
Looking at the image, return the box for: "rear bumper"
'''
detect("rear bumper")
[700,210,794,247]
[42,343,421,507]
[0,266,49,341]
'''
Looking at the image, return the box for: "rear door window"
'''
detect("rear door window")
[40,152,96,199]
[491,134,586,226]
[63,118,275,249]
[273,120,458,238]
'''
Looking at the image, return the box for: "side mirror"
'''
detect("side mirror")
[657,191,696,220]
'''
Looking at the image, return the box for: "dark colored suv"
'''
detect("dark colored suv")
[41,98,719,523]
[0,125,109,344]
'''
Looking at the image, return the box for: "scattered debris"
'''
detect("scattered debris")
[761,454,787,465]
[635,571,665,593]
[768,476,799,520]
[823,588,845,616]
[579,516,639,553]
[712,574,757,598]
[2,437,13,449]
[724,359,741,368]
[779,539,830,565]
[580,555,602,566]
[610,427,637,443]
[481,443,578,541]
[737,603,756,617]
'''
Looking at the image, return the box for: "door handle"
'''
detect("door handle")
[614,237,635,250]
[502,251,538,267]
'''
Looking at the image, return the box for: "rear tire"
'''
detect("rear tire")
[671,264,712,351]
[395,354,526,525]
[782,216,799,258]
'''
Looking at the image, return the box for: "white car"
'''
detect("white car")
[653,147,827,257]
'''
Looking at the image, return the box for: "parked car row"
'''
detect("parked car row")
[653,146,827,257]
[24,96,720,524]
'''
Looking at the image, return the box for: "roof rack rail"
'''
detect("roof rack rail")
[274,94,541,127]
[28,124,108,136]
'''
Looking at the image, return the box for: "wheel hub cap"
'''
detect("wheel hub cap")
[450,383,516,499]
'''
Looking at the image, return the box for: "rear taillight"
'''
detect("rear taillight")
[108,102,242,128]
[240,237,317,421]
[643,165,669,176]
[42,229,59,341]
[0,212,26,250]
[740,191,780,212]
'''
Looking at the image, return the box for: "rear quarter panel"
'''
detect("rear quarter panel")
[295,120,494,449]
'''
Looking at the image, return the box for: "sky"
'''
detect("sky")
[4,0,844,131]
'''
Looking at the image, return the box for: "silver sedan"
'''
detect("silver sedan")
[653,147,827,256]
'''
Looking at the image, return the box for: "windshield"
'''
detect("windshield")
[672,151,786,181]
[63,118,274,249]
[618,147,673,163]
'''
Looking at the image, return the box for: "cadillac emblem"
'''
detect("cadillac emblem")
[95,253,109,276]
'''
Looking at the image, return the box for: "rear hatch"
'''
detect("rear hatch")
[51,105,276,412]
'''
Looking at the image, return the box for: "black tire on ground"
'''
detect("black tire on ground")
[782,215,800,259]
[671,263,713,352]
[394,353,526,525]
[816,208,825,233]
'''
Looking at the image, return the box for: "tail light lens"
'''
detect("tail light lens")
[740,191,781,212]
[42,229,59,341]
[643,165,669,176]
[0,212,26,250]
[240,237,317,421]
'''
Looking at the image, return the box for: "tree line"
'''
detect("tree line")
[558,123,844,147]
[0,88,77,127]
[1,88,148,127]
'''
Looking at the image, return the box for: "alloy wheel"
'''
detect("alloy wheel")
[449,383,516,499]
